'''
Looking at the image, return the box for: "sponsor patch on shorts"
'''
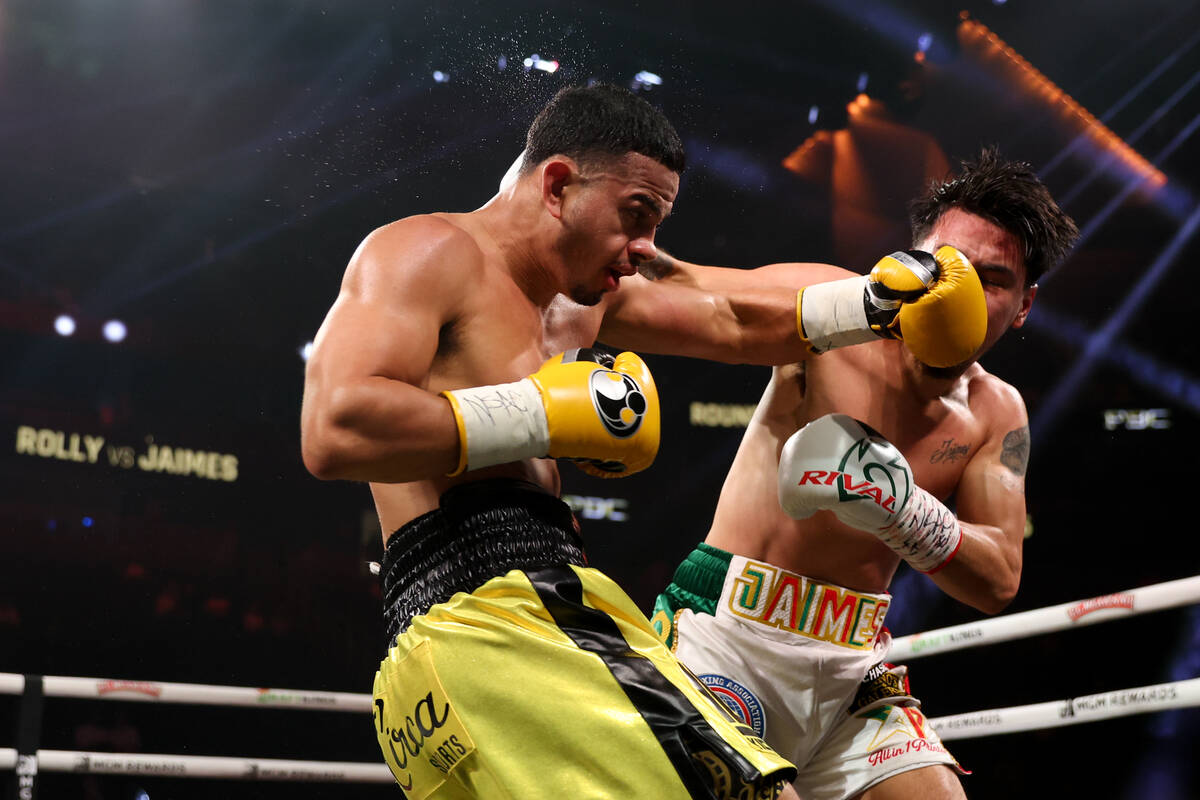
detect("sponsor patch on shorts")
[373,641,476,800]
[848,662,916,716]
[700,674,767,738]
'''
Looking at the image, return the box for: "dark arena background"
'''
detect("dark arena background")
[3,1,1199,798]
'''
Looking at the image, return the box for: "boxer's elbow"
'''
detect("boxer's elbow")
[977,571,1020,615]
[300,391,362,481]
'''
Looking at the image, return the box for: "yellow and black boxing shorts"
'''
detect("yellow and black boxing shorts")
[374,480,795,799]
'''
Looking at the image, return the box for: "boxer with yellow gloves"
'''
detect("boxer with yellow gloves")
[442,348,659,477]
[305,84,825,800]
[301,68,1003,797]
[655,149,1078,800]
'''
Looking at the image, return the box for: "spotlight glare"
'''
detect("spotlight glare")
[300,341,314,362]
[432,70,449,83]
[497,55,507,70]
[633,70,663,88]
[523,54,559,74]
[808,105,820,124]
[82,516,94,528]
[54,315,76,336]
[103,319,127,342]
[856,72,869,93]
[918,33,933,53]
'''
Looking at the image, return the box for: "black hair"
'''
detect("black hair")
[910,147,1078,285]
[523,83,685,174]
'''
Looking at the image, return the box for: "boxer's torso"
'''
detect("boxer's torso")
[706,339,1010,594]
[370,211,605,540]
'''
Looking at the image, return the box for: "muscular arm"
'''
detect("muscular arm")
[300,217,470,483]
[927,397,1030,614]
[598,251,853,365]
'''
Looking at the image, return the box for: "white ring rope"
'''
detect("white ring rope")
[890,574,1200,661]
[2,574,1197,782]
[0,674,370,712]
[930,677,1200,741]
[0,748,393,782]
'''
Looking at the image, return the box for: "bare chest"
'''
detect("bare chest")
[788,356,985,500]
[429,281,604,392]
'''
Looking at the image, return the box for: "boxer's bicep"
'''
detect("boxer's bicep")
[955,409,1029,574]
[301,220,474,479]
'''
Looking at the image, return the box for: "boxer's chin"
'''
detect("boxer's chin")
[917,361,965,380]
[569,285,604,307]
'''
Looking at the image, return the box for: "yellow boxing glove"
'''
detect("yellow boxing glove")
[442,349,660,477]
[796,247,985,368]
[892,246,986,368]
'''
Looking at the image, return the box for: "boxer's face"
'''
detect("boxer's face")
[559,152,678,306]
[916,207,1036,364]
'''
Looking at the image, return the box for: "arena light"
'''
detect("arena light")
[917,33,932,54]
[300,341,314,362]
[633,70,662,90]
[958,14,1164,190]
[856,72,869,93]
[432,70,449,84]
[102,319,127,342]
[54,315,76,336]
[808,105,820,124]
[497,55,508,71]
[523,54,559,74]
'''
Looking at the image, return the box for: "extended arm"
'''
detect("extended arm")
[599,251,851,364]
[599,248,985,367]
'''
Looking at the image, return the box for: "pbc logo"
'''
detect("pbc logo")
[589,369,646,438]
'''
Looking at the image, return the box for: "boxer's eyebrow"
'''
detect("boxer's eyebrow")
[632,193,670,222]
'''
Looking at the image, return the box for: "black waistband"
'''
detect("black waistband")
[380,479,587,645]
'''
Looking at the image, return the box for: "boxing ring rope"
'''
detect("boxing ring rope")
[889,574,1200,661]
[0,748,394,782]
[3,575,1199,786]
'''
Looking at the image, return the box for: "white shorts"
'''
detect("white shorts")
[653,545,966,800]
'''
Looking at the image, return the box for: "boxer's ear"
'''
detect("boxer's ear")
[541,158,577,220]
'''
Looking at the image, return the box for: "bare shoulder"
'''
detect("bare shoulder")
[342,213,486,297]
[965,364,1031,475]
[965,365,1028,422]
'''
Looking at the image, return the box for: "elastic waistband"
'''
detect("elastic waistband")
[671,544,890,651]
[380,479,586,645]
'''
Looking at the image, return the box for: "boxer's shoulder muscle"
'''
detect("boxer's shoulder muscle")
[346,214,485,306]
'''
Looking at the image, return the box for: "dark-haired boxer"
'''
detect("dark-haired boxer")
[301,83,985,799]
[654,149,1079,800]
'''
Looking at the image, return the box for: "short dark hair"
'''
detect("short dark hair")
[523,84,686,174]
[909,147,1078,286]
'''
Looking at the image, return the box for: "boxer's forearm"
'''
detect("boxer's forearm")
[923,520,1022,615]
[301,377,461,482]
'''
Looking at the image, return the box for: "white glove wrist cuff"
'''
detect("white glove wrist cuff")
[798,277,876,352]
[878,485,963,573]
[443,379,550,475]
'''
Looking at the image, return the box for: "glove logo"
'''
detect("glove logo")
[589,369,646,439]
[834,433,912,521]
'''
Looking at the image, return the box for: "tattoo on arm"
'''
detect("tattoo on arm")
[1001,425,1030,477]
[636,252,675,281]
